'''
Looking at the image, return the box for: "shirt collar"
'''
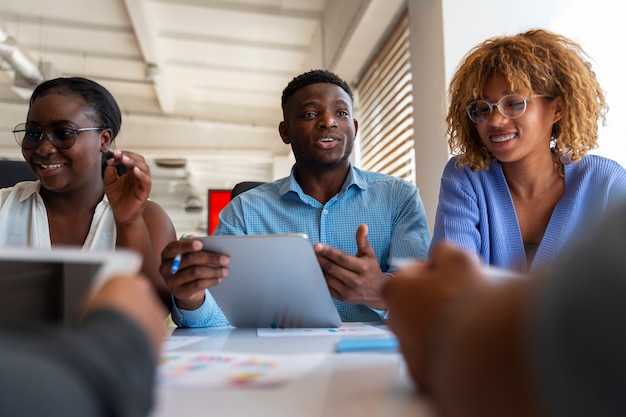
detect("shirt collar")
[282,164,367,198]
[16,180,41,202]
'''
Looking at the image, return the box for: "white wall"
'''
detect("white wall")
[550,1,626,162]
[409,0,626,231]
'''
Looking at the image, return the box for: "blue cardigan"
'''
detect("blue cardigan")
[432,155,626,272]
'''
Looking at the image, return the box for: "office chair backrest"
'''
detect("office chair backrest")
[230,181,265,200]
[0,160,36,189]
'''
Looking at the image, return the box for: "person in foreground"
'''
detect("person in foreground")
[433,29,626,273]
[384,201,626,417]
[0,273,166,417]
[162,69,431,327]
[0,77,176,308]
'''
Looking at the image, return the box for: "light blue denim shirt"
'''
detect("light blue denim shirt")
[171,165,431,327]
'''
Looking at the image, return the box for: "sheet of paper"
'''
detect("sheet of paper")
[162,336,210,351]
[257,323,392,337]
[158,351,325,388]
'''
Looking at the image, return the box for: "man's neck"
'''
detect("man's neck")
[294,163,350,204]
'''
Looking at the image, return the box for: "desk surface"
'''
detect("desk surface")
[151,326,435,417]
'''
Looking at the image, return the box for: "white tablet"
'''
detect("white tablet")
[0,247,141,322]
[201,234,341,328]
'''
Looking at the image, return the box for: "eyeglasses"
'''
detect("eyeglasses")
[466,94,551,124]
[13,122,107,150]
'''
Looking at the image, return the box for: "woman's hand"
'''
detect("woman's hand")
[103,149,151,226]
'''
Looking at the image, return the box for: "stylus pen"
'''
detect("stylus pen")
[170,234,189,275]
[171,253,182,275]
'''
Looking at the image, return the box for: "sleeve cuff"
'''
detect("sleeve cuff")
[170,290,231,328]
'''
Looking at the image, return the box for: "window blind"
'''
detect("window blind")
[355,12,415,184]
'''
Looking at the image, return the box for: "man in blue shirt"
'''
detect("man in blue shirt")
[162,69,431,327]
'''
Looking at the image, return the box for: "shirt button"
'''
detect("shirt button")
[323,209,329,215]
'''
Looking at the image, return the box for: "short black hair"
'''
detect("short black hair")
[30,77,122,140]
[281,69,353,115]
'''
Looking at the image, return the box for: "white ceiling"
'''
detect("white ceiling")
[0,0,405,234]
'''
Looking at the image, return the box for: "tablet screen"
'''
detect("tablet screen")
[1,262,59,322]
[0,248,141,323]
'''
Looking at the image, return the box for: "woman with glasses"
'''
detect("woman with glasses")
[0,77,176,308]
[432,29,626,273]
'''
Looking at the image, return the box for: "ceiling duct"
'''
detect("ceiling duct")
[0,23,44,88]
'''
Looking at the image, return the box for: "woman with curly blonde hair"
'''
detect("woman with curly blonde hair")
[432,29,626,273]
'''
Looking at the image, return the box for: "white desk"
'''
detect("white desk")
[151,326,436,417]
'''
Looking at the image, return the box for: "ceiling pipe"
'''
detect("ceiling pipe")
[0,23,44,85]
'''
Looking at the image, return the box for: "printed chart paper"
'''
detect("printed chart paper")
[158,351,325,388]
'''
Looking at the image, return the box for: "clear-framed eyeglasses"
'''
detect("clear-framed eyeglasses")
[466,93,551,124]
[13,122,107,150]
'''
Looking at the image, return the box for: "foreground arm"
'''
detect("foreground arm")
[0,274,165,417]
[383,243,544,417]
[386,205,626,417]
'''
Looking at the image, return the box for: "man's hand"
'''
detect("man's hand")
[314,224,390,310]
[160,238,230,310]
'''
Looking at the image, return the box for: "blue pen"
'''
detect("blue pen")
[171,253,182,275]
[171,234,190,275]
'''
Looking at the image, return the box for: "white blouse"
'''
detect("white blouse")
[0,181,116,249]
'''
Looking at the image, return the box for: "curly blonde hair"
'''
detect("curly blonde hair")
[446,29,607,173]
